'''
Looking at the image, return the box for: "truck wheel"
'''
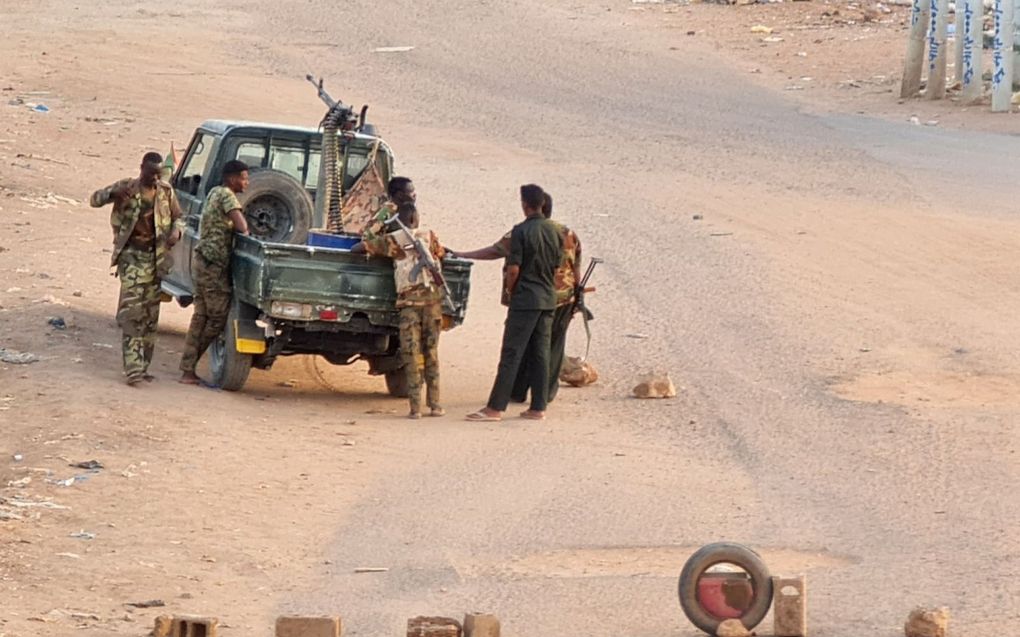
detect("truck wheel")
[385,369,409,398]
[239,169,312,244]
[209,298,254,391]
[677,542,773,635]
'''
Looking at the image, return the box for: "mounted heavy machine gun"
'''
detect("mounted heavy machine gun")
[306,74,372,232]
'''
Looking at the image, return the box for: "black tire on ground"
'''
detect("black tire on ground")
[677,542,773,635]
[209,298,255,391]
[238,169,312,244]
[384,368,409,398]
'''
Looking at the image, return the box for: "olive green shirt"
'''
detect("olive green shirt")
[196,186,242,267]
[507,214,563,311]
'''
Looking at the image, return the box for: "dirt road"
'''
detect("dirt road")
[1,1,1018,636]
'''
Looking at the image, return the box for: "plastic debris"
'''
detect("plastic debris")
[71,460,103,470]
[373,46,415,53]
[69,530,96,540]
[47,316,66,330]
[125,600,165,608]
[0,348,39,364]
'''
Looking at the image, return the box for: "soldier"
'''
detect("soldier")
[90,152,183,386]
[352,201,446,419]
[179,160,250,385]
[452,192,581,404]
[465,184,563,422]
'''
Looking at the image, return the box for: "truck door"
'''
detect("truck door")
[169,132,216,290]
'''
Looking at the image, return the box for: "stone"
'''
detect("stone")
[276,616,342,637]
[904,607,950,637]
[170,615,218,637]
[463,613,500,637]
[560,356,598,386]
[152,615,172,637]
[632,372,676,398]
[772,575,807,637]
[716,618,751,637]
[407,616,461,637]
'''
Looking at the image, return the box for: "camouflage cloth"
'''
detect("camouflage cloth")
[341,141,387,235]
[91,177,182,277]
[196,186,242,267]
[492,221,579,307]
[179,253,232,375]
[360,201,397,243]
[363,226,446,307]
[398,304,442,414]
[116,247,162,382]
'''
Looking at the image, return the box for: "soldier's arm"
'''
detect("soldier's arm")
[504,227,524,296]
[90,179,131,208]
[228,208,249,236]
[168,188,185,245]
[449,231,510,260]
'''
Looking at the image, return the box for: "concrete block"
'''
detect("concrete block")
[170,615,219,637]
[153,615,173,637]
[407,616,462,637]
[772,575,807,637]
[463,613,500,637]
[276,616,342,637]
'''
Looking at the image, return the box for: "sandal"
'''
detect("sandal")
[465,410,501,422]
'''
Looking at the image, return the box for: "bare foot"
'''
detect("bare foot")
[520,409,546,420]
[179,372,201,385]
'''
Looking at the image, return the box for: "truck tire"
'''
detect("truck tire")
[209,298,255,391]
[385,368,409,398]
[239,169,312,244]
[677,542,773,635]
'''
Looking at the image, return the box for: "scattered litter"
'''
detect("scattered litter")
[0,348,39,364]
[709,232,735,237]
[751,25,774,34]
[796,51,808,57]
[70,530,96,540]
[373,46,415,53]
[354,567,389,573]
[125,600,165,609]
[56,552,81,559]
[71,460,103,470]
[6,286,22,293]
[13,453,24,462]
[924,120,939,126]
[859,347,872,352]
[201,555,217,563]
[73,290,83,297]
[0,510,23,521]
[47,316,67,330]
[7,477,31,487]
[762,36,785,43]
[342,440,356,447]
[29,104,50,113]
[120,464,138,478]
[92,342,114,349]
[692,214,703,220]
[625,333,650,339]
[279,379,299,388]
[909,116,921,125]
[33,294,67,305]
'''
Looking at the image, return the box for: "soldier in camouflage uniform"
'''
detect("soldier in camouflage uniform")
[179,160,250,385]
[450,192,581,403]
[360,175,416,243]
[90,152,183,386]
[353,197,446,419]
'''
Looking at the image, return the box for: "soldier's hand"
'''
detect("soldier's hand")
[167,228,182,248]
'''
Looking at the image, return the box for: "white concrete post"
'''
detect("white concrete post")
[961,0,984,100]
[992,0,1016,110]
[926,0,951,98]
[902,0,932,97]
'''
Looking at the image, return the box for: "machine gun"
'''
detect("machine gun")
[574,257,602,361]
[384,213,457,314]
[305,74,367,131]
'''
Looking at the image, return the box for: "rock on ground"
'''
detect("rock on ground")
[904,607,950,637]
[716,618,751,637]
[632,372,676,398]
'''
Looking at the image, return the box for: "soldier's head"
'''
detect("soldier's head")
[541,192,553,219]
[520,184,545,217]
[387,176,415,206]
[139,152,163,187]
[222,160,249,194]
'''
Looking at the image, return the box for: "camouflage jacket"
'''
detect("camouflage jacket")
[364,226,446,308]
[360,201,397,243]
[91,178,183,276]
[492,220,579,307]
[196,186,243,267]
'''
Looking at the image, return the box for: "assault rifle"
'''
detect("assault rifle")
[384,214,457,314]
[574,257,602,361]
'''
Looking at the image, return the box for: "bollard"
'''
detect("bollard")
[407,616,462,637]
[170,615,219,637]
[772,575,807,637]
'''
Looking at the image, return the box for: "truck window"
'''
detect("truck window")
[232,141,318,189]
[177,133,214,196]
[236,142,267,168]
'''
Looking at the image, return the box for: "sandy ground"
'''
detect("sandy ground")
[2,1,1019,636]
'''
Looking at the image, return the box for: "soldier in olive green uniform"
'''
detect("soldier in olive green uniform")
[90,152,183,385]
[179,160,250,385]
[353,190,446,419]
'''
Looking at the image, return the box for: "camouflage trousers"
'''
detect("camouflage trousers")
[398,303,442,414]
[180,253,232,374]
[116,247,162,382]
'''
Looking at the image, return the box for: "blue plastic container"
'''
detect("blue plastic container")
[307,231,360,251]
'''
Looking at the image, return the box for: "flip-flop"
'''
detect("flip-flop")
[519,410,546,421]
[465,410,501,422]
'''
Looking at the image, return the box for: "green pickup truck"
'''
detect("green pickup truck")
[161,120,472,393]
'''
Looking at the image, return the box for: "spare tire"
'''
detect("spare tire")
[678,542,773,635]
[238,168,312,244]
